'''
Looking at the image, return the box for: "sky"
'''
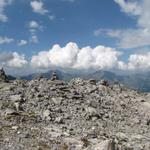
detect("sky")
[0,0,150,75]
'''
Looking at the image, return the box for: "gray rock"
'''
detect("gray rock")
[91,139,117,150]
[10,94,22,102]
[52,97,63,105]
[4,108,18,115]
[0,77,150,150]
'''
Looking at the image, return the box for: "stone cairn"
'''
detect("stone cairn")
[100,79,109,86]
[50,71,58,81]
[0,68,7,82]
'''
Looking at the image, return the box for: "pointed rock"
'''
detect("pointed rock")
[0,68,7,82]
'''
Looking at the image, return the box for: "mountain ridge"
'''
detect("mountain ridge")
[7,69,150,92]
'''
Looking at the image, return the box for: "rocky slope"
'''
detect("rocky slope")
[0,70,150,150]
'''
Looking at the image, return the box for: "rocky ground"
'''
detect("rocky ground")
[0,70,150,150]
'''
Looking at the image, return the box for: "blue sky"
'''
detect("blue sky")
[0,0,150,75]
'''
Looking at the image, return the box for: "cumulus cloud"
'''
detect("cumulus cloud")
[128,52,150,71]
[0,52,28,68]
[30,1,48,15]
[31,42,150,72]
[119,52,150,71]
[31,42,122,70]
[1,42,149,73]
[18,40,28,46]
[7,52,28,68]
[0,0,13,22]
[0,36,14,44]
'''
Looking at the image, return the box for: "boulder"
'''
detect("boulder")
[92,139,117,150]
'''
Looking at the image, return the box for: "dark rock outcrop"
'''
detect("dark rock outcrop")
[0,68,7,82]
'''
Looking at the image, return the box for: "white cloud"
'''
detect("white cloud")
[114,0,150,30]
[18,40,28,46]
[95,0,150,49]
[114,0,141,16]
[116,29,150,48]
[63,0,76,2]
[127,52,150,70]
[31,42,150,72]
[0,52,28,68]
[48,15,55,21]
[1,42,150,72]
[7,52,28,68]
[94,28,150,48]
[0,0,13,22]
[29,20,40,29]
[118,52,150,71]
[0,13,7,22]
[94,29,122,38]
[30,35,38,43]
[31,42,122,70]
[0,36,14,44]
[114,0,150,48]
[28,21,41,44]
[30,1,48,15]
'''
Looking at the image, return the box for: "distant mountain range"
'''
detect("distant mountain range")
[8,70,150,92]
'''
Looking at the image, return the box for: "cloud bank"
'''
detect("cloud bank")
[30,42,150,72]
[0,42,150,73]
[31,42,122,70]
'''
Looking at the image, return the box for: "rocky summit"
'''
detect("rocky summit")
[0,71,150,150]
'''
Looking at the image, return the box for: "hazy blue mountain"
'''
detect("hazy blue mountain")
[20,70,150,92]
[88,71,150,92]
[21,70,79,81]
[7,75,16,80]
